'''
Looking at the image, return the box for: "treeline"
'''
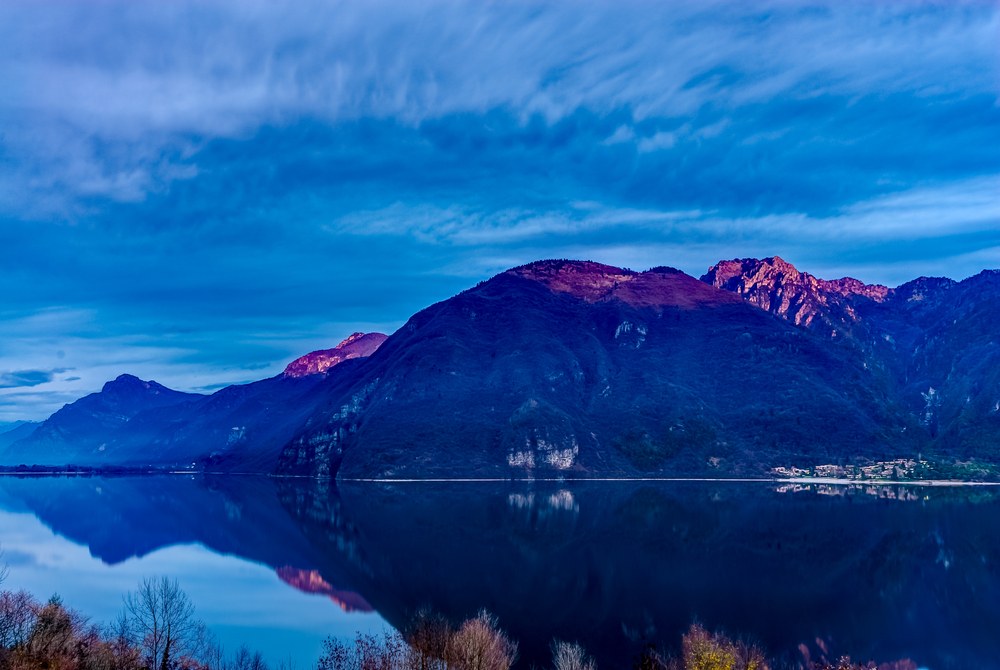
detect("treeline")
[0,578,914,670]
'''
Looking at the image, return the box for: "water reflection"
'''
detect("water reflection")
[1,476,998,669]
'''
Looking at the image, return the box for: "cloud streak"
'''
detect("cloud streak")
[0,369,73,390]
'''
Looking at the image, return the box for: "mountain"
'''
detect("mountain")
[277,260,920,478]
[2,334,387,469]
[98,373,337,471]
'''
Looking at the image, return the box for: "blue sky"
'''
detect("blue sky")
[1,0,998,421]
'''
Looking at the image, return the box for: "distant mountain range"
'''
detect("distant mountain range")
[5,258,1000,478]
[0,421,39,450]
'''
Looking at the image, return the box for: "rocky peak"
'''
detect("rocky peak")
[101,374,163,395]
[283,332,388,378]
[701,256,890,329]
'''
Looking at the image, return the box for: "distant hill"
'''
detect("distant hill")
[1,334,386,469]
[0,421,38,450]
[0,376,202,467]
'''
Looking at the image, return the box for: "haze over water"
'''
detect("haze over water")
[0,475,997,669]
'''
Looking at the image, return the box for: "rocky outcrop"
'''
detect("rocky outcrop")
[701,256,890,337]
[283,332,387,378]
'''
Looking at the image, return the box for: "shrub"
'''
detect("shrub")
[680,625,766,670]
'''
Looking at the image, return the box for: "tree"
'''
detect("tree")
[232,644,270,670]
[0,546,10,587]
[0,589,38,649]
[406,608,452,670]
[27,595,87,669]
[316,630,407,670]
[190,621,225,670]
[551,641,596,670]
[123,577,197,670]
[103,610,143,670]
[446,611,517,670]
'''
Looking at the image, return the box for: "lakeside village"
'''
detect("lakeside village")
[772,459,932,481]
[772,458,1000,485]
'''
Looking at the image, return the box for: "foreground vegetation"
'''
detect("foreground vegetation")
[318,614,915,670]
[0,577,915,670]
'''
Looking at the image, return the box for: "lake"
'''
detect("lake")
[0,475,997,669]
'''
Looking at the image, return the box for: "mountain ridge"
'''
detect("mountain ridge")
[7,257,1000,478]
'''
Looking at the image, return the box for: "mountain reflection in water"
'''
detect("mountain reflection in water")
[0,475,997,670]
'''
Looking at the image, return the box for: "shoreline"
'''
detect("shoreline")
[1,469,999,486]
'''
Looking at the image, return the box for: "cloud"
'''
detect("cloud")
[0,368,72,389]
[1,1,997,212]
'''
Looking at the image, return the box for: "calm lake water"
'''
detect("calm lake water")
[0,475,998,669]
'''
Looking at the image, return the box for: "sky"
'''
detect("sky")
[0,0,998,421]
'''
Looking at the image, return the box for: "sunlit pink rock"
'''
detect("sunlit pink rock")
[283,332,388,378]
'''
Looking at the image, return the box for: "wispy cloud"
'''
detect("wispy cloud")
[2,1,997,210]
